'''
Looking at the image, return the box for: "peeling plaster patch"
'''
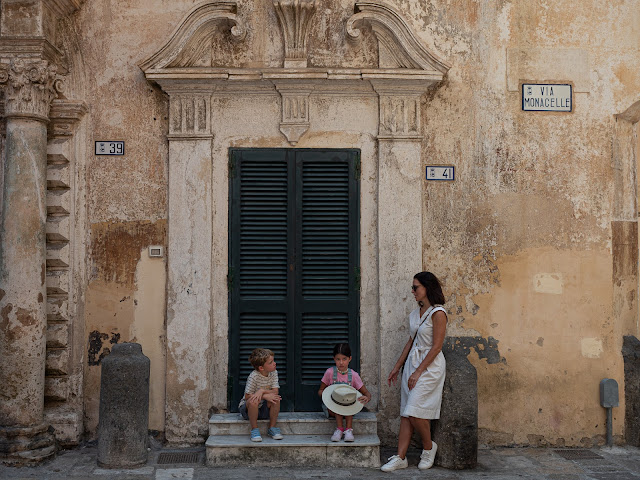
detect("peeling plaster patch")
[87,330,121,366]
[533,273,563,295]
[581,338,603,358]
[90,220,167,287]
[447,336,506,364]
[497,3,512,43]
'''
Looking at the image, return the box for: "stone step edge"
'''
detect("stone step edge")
[209,411,377,424]
[206,434,380,448]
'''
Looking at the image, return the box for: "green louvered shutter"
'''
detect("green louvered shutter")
[294,150,360,410]
[229,149,359,412]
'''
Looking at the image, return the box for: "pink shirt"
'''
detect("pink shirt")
[320,367,364,391]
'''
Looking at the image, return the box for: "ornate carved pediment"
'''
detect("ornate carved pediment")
[347,1,450,73]
[139,1,246,71]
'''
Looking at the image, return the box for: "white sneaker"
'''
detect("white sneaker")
[343,428,354,442]
[331,428,343,442]
[381,455,408,472]
[418,441,437,470]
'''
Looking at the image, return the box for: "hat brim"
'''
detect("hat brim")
[322,384,365,417]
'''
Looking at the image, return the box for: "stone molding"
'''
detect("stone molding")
[272,0,318,68]
[347,1,450,73]
[274,82,313,144]
[139,1,246,71]
[47,0,86,17]
[49,99,88,137]
[0,59,64,122]
[168,93,212,139]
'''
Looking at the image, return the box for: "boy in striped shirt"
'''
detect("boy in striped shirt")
[238,348,284,442]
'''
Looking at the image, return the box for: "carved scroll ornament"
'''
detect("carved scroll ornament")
[273,0,318,68]
[347,1,450,73]
[0,59,65,121]
[139,1,246,71]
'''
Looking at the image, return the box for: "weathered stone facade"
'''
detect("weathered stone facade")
[1,0,640,460]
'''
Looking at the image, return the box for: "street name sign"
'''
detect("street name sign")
[522,84,572,112]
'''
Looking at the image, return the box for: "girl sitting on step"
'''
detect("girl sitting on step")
[318,343,371,442]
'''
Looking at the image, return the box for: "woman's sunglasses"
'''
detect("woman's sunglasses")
[411,285,420,292]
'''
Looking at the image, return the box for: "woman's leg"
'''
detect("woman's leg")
[409,416,433,450]
[397,416,414,459]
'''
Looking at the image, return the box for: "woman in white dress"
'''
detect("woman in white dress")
[381,271,448,472]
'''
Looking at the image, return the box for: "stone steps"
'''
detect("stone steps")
[206,412,380,467]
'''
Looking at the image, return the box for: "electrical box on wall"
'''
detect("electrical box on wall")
[148,246,164,258]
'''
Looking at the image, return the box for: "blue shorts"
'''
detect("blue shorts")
[239,401,270,420]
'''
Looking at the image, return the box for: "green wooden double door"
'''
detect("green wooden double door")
[228,149,360,412]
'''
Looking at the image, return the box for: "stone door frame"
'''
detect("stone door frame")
[141,0,450,443]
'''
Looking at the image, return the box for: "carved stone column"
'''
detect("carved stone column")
[372,81,426,437]
[0,58,63,464]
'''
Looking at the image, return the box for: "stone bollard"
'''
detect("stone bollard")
[432,337,478,469]
[97,343,150,468]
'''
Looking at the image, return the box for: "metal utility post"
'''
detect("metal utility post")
[599,378,619,447]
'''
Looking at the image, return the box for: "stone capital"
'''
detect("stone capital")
[0,59,64,122]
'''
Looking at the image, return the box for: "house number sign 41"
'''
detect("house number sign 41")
[95,141,125,155]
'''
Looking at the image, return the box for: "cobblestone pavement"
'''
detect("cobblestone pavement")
[1,445,639,480]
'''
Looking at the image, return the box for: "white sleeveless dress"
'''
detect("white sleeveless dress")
[400,305,447,419]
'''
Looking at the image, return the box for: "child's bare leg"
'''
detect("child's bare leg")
[345,415,353,430]
[268,401,280,428]
[247,402,259,429]
[335,413,344,429]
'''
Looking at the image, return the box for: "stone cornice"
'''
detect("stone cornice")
[0,38,66,72]
[145,67,443,94]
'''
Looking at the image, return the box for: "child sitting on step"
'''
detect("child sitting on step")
[238,348,284,442]
[318,343,371,442]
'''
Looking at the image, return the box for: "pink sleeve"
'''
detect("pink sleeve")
[321,367,333,386]
[351,371,364,391]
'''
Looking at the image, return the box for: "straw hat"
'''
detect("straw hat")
[321,384,364,416]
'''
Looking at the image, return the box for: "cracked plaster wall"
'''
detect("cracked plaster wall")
[42,0,640,445]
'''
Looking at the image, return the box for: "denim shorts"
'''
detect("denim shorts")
[239,401,270,420]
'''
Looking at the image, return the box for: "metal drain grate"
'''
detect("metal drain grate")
[554,449,604,460]
[157,452,200,465]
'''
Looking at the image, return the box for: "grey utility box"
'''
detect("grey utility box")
[600,378,619,408]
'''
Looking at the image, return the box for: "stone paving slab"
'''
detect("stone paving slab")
[1,445,639,480]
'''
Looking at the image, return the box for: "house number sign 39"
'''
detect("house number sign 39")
[95,141,125,155]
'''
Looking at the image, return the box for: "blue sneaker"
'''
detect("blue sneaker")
[267,427,283,440]
[250,428,262,442]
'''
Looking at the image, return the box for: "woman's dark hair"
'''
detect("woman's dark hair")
[414,271,445,306]
[333,343,352,357]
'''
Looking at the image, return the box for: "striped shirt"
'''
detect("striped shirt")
[238,369,280,409]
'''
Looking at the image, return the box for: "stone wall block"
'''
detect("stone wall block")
[44,376,69,402]
[45,348,69,376]
[623,336,640,446]
[46,323,69,348]
[432,337,478,469]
